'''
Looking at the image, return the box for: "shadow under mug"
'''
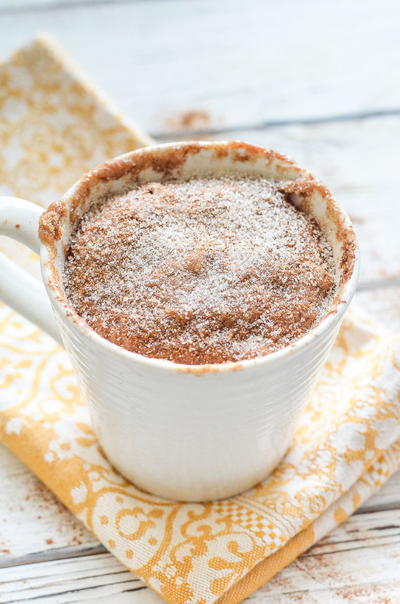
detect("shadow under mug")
[0,141,358,501]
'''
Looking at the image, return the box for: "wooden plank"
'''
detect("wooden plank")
[0,0,98,11]
[0,446,96,559]
[0,0,103,10]
[358,471,400,514]
[0,450,397,564]
[0,553,160,603]
[258,511,400,602]
[5,461,394,550]
[307,508,400,557]
[0,506,399,603]
[0,0,400,134]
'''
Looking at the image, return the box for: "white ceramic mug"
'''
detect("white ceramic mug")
[0,141,358,501]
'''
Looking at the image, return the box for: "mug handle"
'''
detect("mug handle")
[0,196,61,344]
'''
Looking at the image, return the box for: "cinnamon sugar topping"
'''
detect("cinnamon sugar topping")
[63,177,337,364]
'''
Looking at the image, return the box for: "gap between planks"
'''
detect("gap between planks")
[2,0,400,135]
[1,459,399,571]
[152,108,400,141]
[0,0,152,16]
[1,509,400,603]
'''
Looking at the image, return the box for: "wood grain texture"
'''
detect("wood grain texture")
[0,0,400,134]
[0,552,159,603]
[0,444,398,562]
[0,447,95,560]
[0,504,399,602]
[1,0,400,600]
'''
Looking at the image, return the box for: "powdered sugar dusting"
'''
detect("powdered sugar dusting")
[63,177,337,364]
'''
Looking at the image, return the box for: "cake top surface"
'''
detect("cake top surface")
[63,176,336,364]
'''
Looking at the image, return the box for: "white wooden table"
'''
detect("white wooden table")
[1,1,400,602]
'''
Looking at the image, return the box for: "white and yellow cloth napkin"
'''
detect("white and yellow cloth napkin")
[0,36,400,604]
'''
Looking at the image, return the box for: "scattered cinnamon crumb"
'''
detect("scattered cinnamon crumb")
[335,582,390,601]
[4,476,92,550]
[166,109,211,131]
[46,538,54,545]
[349,215,365,225]
[0,549,10,554]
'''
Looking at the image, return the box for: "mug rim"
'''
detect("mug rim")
[39,140,360,375]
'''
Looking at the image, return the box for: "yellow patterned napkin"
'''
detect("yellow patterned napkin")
[1,36,400,604]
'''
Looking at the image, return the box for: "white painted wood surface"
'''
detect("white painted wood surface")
[0,1,400,602]
[1,0,400,134]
